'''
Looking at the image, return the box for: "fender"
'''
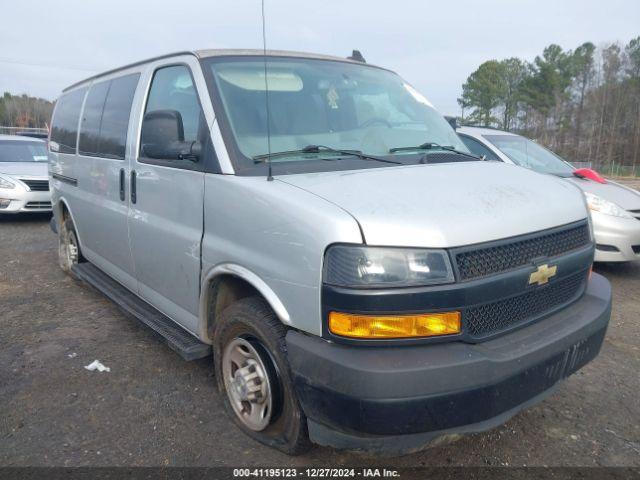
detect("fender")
[198,263,292,342]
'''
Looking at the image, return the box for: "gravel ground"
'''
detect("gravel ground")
[1,193,639,467]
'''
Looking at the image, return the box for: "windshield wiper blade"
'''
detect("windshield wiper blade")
[253,145,401,165]
[389,142,481,160]
[389,142,446,153]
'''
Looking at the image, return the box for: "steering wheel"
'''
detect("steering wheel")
[358,117,392,128]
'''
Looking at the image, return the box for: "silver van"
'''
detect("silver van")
[49,49,612,455]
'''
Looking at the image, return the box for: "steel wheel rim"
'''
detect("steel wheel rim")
[67,230,79,265]
[222,337,273,431]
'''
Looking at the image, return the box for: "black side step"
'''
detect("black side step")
[71,263,212,361]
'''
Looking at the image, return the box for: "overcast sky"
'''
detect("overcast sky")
[1,0,638,115]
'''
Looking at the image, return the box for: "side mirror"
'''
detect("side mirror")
[141,109,200,161]
[444,116,458,130]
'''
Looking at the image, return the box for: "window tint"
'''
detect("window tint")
[78,73,139,159]
[100,74,139,158]
[50,88,86,154]
[144,65,202,146]
[459,135,500,160]
[79,81,109,156]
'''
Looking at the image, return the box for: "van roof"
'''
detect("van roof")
[63,49,388,93]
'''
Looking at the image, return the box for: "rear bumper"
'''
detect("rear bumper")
[593,212,640,262]
[286,273,611,453]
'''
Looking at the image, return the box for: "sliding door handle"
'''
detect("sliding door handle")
[130,170,137,204]
[119,168,125,201]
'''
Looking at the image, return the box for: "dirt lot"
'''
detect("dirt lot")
[1,199,639,467]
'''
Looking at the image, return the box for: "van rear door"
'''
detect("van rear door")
[127,60,209,334]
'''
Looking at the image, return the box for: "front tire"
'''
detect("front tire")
[213,296,311,455]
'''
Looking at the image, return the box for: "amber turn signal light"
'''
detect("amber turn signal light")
[328,311,461,339]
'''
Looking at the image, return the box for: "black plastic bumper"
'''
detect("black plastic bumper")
[286,273,611,452]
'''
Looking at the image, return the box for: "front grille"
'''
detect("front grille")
[20,179,49,191]
[24,201,51,209]
[454,222,590,281]
[465,270,587,339]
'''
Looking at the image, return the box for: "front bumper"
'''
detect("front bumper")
[0,184,52,213]
[593,211,640,262]
[286,273,611,454]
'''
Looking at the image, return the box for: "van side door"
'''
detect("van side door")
[127,58,212,333]
[69,72,141,291]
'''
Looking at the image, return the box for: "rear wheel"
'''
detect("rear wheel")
[213,296,311,455]
[58,217,82,273]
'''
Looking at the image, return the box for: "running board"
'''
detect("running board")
[71,263,212,361]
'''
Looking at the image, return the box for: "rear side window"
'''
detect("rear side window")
[79,81,109,156]
[100,75,140,158]
[50,88,86,154]
[458,135,500,161]
[78,73,140,159]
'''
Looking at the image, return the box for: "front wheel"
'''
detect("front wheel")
[213,296,311,455]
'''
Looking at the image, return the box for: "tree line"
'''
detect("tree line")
[0,92,53,130]
[458,37,640,175]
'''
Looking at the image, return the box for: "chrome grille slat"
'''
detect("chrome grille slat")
[19,179,50,192]
[24,201,52,209]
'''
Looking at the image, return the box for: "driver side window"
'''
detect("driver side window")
[140,64,205,166]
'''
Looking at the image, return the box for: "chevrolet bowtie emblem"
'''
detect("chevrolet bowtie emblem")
[529,264,557,286]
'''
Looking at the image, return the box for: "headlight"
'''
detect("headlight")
[585,192,632,219]
[0,175,16,189]
[323,245,454,287]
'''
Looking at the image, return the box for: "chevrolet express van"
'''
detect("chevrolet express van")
[49,50,612,455]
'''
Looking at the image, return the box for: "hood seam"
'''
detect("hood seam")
[275,178,367,244]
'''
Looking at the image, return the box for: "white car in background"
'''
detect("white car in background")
[457,126,640,262]
[0,134,51,213]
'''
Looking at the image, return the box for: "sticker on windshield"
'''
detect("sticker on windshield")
[33,156,48,161]
[326,86,339,109]
[403,83,433,107]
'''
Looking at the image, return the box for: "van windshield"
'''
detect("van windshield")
[0,141,48,162]
[202,56,468,173]
[484,135,575,176]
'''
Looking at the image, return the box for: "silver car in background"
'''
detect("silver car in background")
[0,135,51,213]
[458,126,640,262]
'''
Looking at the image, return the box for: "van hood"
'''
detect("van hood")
[0,162,48,177]
[566,177,640,211]
[278,162,588,248]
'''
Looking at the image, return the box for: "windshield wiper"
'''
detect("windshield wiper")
[389,142,481,160]
[253,145,402,165]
